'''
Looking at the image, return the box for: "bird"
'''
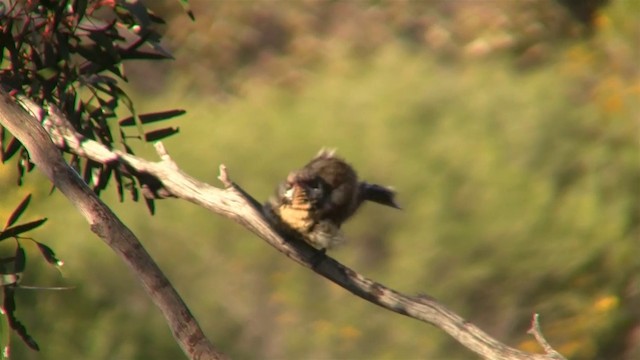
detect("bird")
[264,149,400,250]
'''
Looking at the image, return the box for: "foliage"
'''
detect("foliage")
[0,0,187,353]
[0,0,638,359]
[0,0,180,205]
[0,194,61,353]
[149,0,606,95]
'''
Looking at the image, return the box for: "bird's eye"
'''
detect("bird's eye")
[307,179,321,190]
[304,178,327,202]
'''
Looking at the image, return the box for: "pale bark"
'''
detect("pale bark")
[0,90,227,360]
[0,92,566,360]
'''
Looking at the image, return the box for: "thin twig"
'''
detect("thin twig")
[528,313,567,360]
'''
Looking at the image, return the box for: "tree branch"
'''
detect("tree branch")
[0,90,227,360]
[528,314,566,360]
[2,93,567,360]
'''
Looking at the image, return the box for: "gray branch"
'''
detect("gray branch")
[0,90,227,360]
[1,92,567,360]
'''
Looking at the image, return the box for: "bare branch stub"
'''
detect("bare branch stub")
[154,141,178,170]
[528,313,567,360]
[218,164,232,188]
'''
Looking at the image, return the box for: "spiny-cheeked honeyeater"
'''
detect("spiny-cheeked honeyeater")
[264,149,400,250]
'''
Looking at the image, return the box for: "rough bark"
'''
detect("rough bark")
[0,92,566,360]
[0,90,227,360]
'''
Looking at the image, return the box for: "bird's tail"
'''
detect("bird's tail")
[360,182,401,209]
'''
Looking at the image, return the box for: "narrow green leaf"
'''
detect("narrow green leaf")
[144,127,180,142]
[3,287,39,351]
[144,198,155,215]
[82,159,97,186]
[114,87,143,137]
[16,158,25,186]
[121,40,174,60]
[2,288,14,313]
[4,195,31,230]
[34,242,62,267]
[119,109,186,126]
[0,219,47,242]
[130,183,139,202]
[93,165,112,195]
[114,169,124,202]
[1,137,22,163]
[147,11,166,25]
[178,0,195,20]
[13,246,25,274]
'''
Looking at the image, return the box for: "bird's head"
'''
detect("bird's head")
[281,171,330,209]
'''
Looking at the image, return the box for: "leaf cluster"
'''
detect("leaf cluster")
[0,194,61,352]
[0,0,181,204]
[0,0,192,353]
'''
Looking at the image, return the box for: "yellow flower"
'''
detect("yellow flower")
[593,295,618,313]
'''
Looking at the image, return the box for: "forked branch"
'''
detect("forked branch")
[0,90,226,360]
[0,93,566,360]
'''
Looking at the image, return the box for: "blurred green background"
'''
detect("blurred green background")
[1,0,638,359]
